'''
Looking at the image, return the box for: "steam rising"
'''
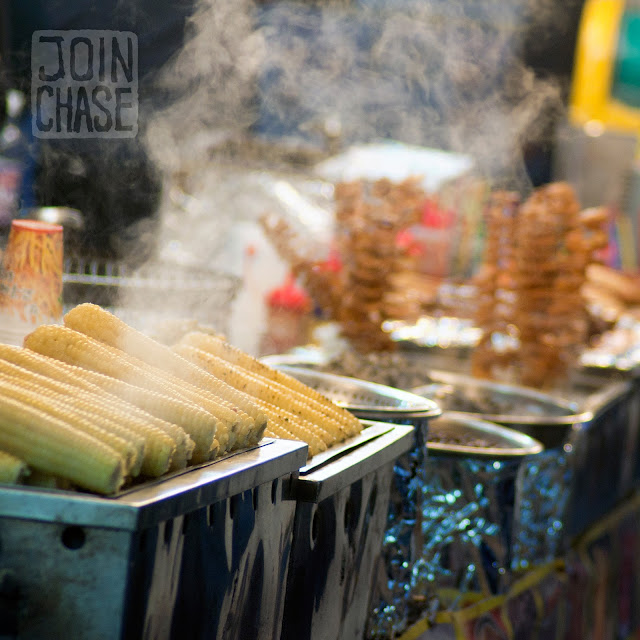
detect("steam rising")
[130,0,572,342]
[255,1,563,184]
[145,0,567,185]
[145,0,263,175]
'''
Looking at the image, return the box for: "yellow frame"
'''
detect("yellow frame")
[570,0,640,133]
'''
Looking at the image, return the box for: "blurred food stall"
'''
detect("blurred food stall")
[4,0,640,639]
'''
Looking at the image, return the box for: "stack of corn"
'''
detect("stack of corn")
[0,303,360,496]
[172,332,362,456]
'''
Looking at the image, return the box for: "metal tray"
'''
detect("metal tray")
[62,257,241,335]
[410,371,638,540]
[0,438,308,640]
[273,365,441,637]
[280,422,415,640]
[566,378,638,535]
[273,365,441,422]
[571,364,640,495]
[509,377,635,567]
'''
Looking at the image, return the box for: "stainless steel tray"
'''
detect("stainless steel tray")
[297,421,402,476]
[293,421,414,502]
[0,439,305,530]
[281,423,414,640]
[271,366,443,637]
[273,365,441,422]
[0,438,308,640]
[410,370,637,541]
[566,378,638,536]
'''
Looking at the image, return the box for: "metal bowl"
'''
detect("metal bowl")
[273,365,441,422]
[410,370,591,449]
[427,412,544,458]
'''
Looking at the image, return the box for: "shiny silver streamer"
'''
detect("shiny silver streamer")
[414,456,520,602]
[511,449,571,571]
[367,420,430,639]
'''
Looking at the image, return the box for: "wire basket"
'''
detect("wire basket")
[62,256,242,336]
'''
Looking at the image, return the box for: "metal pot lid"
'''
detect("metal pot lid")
[273,365,442,419]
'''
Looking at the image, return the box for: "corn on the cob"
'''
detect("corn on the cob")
[210,438,221,459]
[63,304,260,450]
[164,378,265,451]
[263,425,311,457]
[0,450,28,484]
[0,344,95,391]
[174,344,344,443]
[136,374,237,455]
[76,353,237,457]
[105,364,230,459]
[0,373,141,477]
[99,365,228,460]
[0,358,179,476]
[65,302,190,375]
[83,390,184,473]
[0,344,199,463]
[167,345,270,446]
[60,368,201,458]
[0,395,125,494]
[24,324,143,380]
[179,331,362,436]
[255,399,326,457]
[24,325,219,461]
[0,351,193,471]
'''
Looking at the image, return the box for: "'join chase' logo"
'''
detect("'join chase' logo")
[31,30,138,139]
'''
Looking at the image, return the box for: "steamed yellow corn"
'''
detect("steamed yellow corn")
[24,325,219,461]
[256,399,327,458]
[0,352,192,471]
[0,373,140,477]
[174,344,344,444]
[0,394,125,494]
[63,304,263,449]
[0,357,180,476]
[179,331,362,436]
[163,345,269,446]
[65,302,192,374]
[24,324,142,380]
[0,344,201,462]
[23,469,69,489]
